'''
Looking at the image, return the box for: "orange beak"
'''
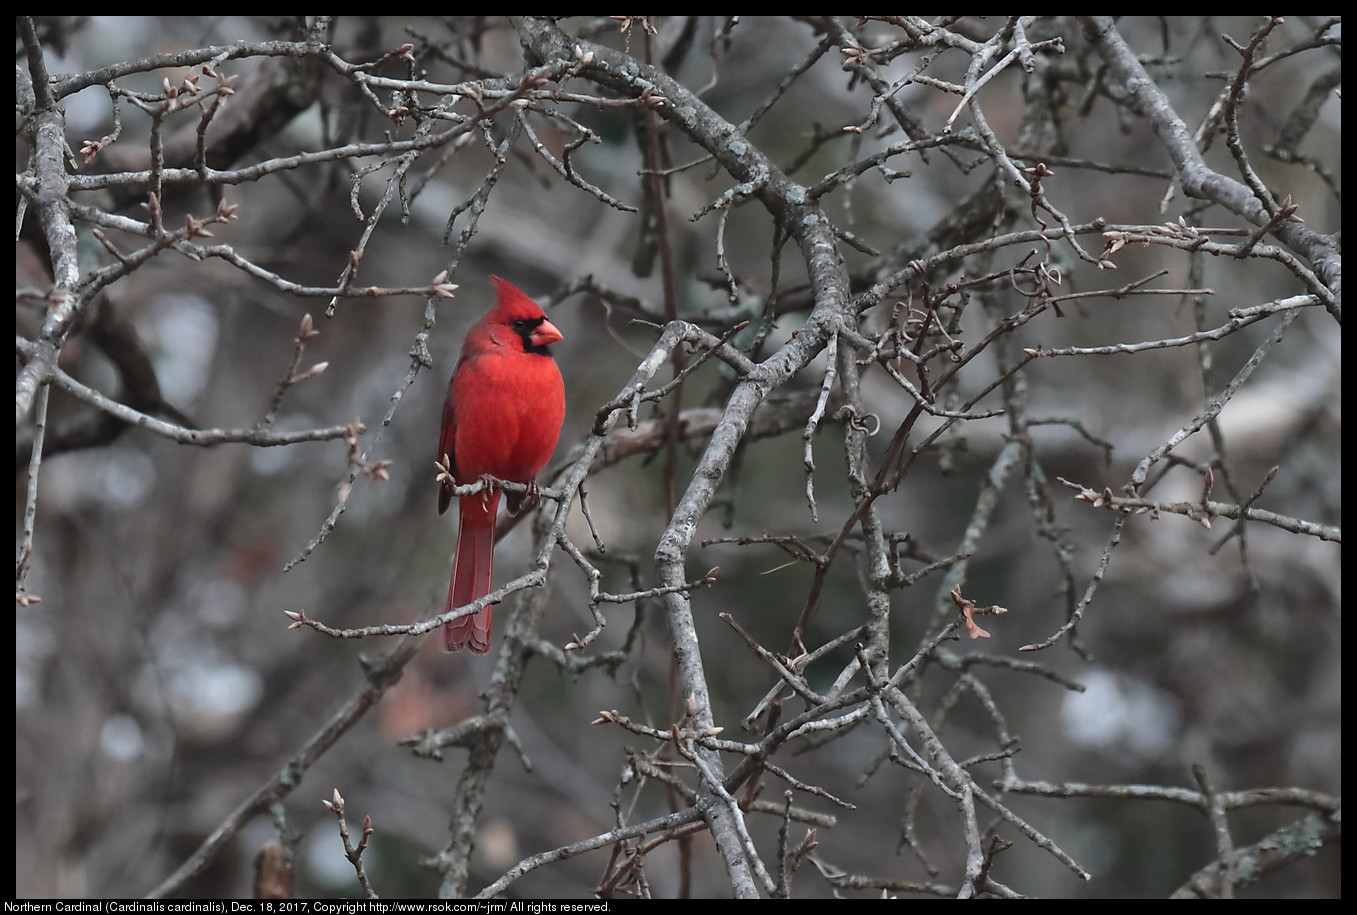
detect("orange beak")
[532,319,564,347]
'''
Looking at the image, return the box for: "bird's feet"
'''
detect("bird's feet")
[506,479,542,516]
[475,473,501,510]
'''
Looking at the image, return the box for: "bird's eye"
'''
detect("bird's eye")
[512,318,538,334]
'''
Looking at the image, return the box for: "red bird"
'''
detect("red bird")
[438,277,565,653]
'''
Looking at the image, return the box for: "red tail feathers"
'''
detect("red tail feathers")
[444,490,499,653]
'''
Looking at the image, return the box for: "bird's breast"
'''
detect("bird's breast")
[451,352,564,482]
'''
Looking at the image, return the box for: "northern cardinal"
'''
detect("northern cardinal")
[438,277,565,653]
